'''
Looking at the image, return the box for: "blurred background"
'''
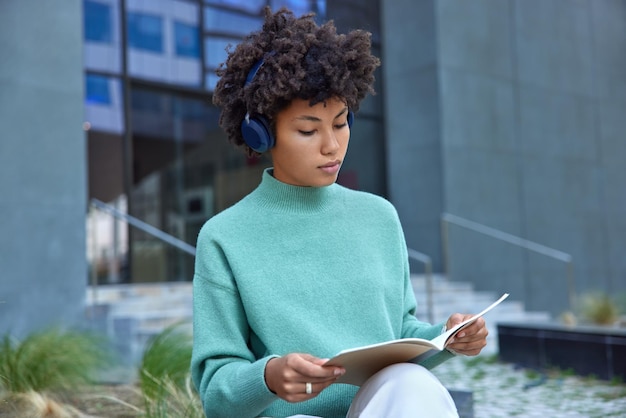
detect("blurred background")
[1,0,625,366]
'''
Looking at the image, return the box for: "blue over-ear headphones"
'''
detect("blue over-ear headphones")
[240,55,354,153]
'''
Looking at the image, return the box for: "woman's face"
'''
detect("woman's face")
[270,97,351,187]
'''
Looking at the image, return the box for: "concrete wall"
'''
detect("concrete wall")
[383,0,626,315]
[436,0,528,308]
[381,0,446,273]
[0,0,87,337]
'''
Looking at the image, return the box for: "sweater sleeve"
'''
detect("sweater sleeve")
[395,223,456,369]
[191,228,277,418]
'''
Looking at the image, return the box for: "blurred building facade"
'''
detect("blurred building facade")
[383,0,626,314]
[1,0,625,338]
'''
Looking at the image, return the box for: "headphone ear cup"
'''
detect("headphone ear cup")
[241,111,351,152]
[241,114,274,153]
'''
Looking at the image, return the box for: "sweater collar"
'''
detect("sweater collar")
[253,168,338,213]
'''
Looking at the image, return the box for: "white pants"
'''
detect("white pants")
[288,363,458,418]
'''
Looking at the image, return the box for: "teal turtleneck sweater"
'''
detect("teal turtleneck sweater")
[191,169,453,418]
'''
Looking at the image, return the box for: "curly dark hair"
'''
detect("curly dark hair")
[212,7,381,154]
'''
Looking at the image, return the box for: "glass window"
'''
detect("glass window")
[204,36,236,68]
[205,72,221,91]
[203,0,266,14]
[85,74,111,105]
[174,21,200,58]
[316,0,326,17]
[178,96,210,122]
[127,89,227,283]
[84,0,113,43]
[127,12,163,53]
[131,88,164,114]
[130,88,216,142]
[270,0,325,19]
[203,7,263,36]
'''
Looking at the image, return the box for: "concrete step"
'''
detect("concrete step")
[86,281,192,305]
[86,282,193,369]
[409,274,551,355]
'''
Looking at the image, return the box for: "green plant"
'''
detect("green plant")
[524,369,540,380]
[615,292,626,325]
[559,310,578,326]
[139,323,193,401]
[142,374,203,418]
[578,292,620,326]
[0,328,108,393]
[596,387,626,401]
[471,369,487,380]
[138,323,203,418]
[465,354,497,367]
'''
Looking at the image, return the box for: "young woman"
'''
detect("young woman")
[191,7,488,418]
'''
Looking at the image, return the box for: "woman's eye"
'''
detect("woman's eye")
[335,122,348,129]
[299,130,315,136]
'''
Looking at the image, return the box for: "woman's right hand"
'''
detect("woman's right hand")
[264,353,345,403]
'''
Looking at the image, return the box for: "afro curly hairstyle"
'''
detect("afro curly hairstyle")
[212,6,381,155]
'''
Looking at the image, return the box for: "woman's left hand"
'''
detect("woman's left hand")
[444,314,488,356]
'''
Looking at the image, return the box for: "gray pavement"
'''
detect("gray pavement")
[433,354,626,417]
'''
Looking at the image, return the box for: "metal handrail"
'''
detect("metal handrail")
[407,248,434,324]
[88,198,197,307]
[90,198,197,256]
[441,212,575,311]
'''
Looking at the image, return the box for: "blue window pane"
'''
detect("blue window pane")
[84,0,112,43]
[205,72,220,92]
[203,0,266,14]
[316,0,326,18]
[127,12,163,53]
[204,7,262,37]
[174,21,200,58]
[204,37,235,68]
[86,74,111,105]
[131,89,163,113]
[270,0,325,19]
[179,97,207,121]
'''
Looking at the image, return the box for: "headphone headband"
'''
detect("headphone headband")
[245,53,272,85]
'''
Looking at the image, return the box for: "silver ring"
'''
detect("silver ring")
[305,382,312,394]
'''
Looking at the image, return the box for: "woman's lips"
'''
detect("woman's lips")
[319,160,341,174]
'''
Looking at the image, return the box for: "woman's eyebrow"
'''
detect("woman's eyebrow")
[335,107,349,119]
[293,115,322,122]
[292,107,348,122]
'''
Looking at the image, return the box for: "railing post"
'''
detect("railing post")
[407,248,434,324]
[424,258,434,324]
[566,260,576,312]
[441,217,450,280]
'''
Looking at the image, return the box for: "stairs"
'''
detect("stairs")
[85,275,550,378]
[411,274,550,355]
[85,282,193,378]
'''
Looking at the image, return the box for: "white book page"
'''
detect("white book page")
[431,293,510,349]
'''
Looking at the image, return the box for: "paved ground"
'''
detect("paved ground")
[433,354,626,418]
